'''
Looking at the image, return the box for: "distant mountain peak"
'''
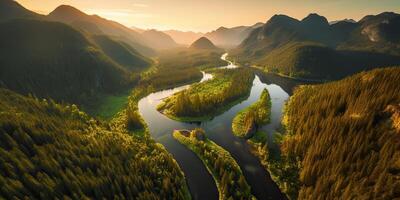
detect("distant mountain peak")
[251,22,264,28]
[49,5,87,21]
[302,13,329,25]
[329,18,357,25]
[216,26,228,31]
[52,5,84,15]
[190,37,217,49]
[0,0,42,21]
[266,14,299,26]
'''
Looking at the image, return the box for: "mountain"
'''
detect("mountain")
[279,67,400,199]
[0,88,189,199]
[330,18,357,25]
[204,23,263,47]
[131,26,145,33]
[190,37,218,49]
[0,19,130,104]
[164,30,204,45]
[231,12,400,79]
[91,35,152,71]
[48,5,155,56]
[141,29,179,49]
[0,0,42,21]
[340,12,400,50]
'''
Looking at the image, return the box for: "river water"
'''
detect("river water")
[138,54,303,200]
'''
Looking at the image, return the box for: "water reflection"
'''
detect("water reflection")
[137,54,295,200]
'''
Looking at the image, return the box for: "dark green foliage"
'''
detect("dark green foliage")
[258,42,400,79]
[231,12,400,79]
[158,68,254,119]
[280,67,400,199]
[0,88,190,199]
[0,19,130,105]
[91,35,152,71]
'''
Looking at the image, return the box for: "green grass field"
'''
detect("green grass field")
[85,89,131,120]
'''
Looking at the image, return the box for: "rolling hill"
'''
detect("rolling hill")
[91,35,152,71]
[231,12,400,79]
[190,37,219,49]
[0,19,130,104]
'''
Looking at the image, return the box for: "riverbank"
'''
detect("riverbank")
[232,89,272,138]
[139,53,292,200]
[246,90,299,200]
[173,129,255,200]
[157,68,254,122]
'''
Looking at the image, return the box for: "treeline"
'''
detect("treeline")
[139,48,227,90]
[0,89,190,199]
[232,89,271,138]
[173,129,254,200]
[277,67,400,199]
[158,68,254,120]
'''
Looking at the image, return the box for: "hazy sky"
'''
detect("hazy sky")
[16,0,400,32]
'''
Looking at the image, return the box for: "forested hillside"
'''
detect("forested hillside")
[0,0,42,21]
[0,19,131,105]
[0,89,190,199]
[48,5,155,56]
[276,67,400,199]
[91,35,152,71]
[230,12,400,79]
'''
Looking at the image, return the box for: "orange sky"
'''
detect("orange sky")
[16,0,400,32]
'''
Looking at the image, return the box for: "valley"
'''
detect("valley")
[137,55,304,199]
[1,1,399,199]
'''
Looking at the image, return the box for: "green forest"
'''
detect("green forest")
[157,68,254,121]
[173,129,255,200]
[274,67,400,199]
[232,89,271,138]
[1,1,400,199]
[0,89,190,199]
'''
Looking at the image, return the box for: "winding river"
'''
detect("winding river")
[138,53,303,200]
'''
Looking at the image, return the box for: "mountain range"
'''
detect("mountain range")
[230,12,400,79]
[0,0,154,105]
[162,23,264,48]
[204,23,264,48]
[163,30,204,45]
